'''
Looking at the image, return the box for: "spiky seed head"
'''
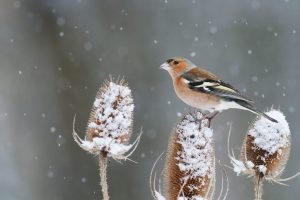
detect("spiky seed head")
[164,111,215,200]
[240,110,291,179]
[86,79,134,143]
[73,77,137,158]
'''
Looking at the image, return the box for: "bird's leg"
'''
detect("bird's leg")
[196,111,207,126]
[204,111,219,128]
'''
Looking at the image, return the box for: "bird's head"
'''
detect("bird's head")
[160,57,196,78]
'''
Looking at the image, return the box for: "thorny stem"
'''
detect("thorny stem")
[99,152,109,200]
[254,174,264,200]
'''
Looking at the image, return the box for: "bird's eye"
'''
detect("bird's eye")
[173,60,179,65]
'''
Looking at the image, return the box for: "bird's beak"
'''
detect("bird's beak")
[160,62,170,70]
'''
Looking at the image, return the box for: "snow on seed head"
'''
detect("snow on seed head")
[234,109,291,179]
[73,78,140,159]
[228,109,297,200]
[86,79,134,143]
[164,111,215,200]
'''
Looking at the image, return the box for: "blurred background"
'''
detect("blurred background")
[1,0,300,199]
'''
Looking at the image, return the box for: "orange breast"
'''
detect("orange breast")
[173,77,220,110]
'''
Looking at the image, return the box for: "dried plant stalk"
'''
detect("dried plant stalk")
[164,111,215,200]
[99,152,109,200]
[254,175,263,200]
[73,77,141,200]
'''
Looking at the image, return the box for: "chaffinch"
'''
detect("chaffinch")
[160,57,278,123]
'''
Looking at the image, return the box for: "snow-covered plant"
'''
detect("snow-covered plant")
[152,111,216,200]
[72,78,141,200]
[229,109,299,200]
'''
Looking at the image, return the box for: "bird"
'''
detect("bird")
[160,57,278,123]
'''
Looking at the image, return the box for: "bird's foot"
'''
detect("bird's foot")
[202,111,219,128]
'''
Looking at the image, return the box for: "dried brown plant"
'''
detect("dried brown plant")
[151,111,216,200]
[73,77,141,200]
[229,109,299,200]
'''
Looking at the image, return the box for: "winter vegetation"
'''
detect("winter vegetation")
[160,111,215,200]
[72,78,141,200]
[229,110,300,200]
[3,1,300,200]
[71,77,298,200]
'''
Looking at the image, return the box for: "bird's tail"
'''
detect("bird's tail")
[260,112,278,123]
[235,100,278,123]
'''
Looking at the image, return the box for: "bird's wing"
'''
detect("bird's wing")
[187,79,254,103]
[181,67,219,81]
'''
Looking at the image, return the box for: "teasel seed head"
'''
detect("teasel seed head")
[238,110,291,180]
[164,111,215,200]
[229,109,296,200]
[73,77,141,160]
